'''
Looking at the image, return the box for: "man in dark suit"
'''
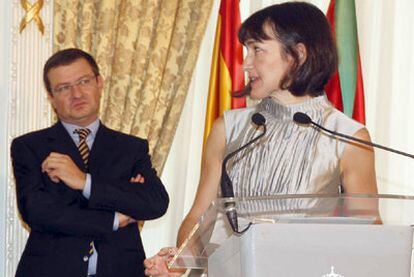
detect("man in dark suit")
[11,48,169,277]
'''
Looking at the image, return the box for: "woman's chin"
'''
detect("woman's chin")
[249,91,270,100]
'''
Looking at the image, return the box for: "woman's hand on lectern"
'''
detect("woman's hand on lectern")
[144,247,185,277]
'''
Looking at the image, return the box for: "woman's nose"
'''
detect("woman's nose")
[242,56,253,71]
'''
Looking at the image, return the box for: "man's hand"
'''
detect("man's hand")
[118,212,136,228]
[130,173,145,183]
[41,152,86,190]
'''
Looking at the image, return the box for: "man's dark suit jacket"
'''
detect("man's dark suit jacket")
[11,121,169,277]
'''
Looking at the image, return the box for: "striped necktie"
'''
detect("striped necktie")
[74,128,91,168]
[74,128,95,259]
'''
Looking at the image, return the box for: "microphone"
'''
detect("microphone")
[252,112,266,126]
[293,112,414,159]
[293,112,312,125]
[221,112,266,234]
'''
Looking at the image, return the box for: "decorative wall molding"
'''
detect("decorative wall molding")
[5,0,53,275]
[19,0,45,35]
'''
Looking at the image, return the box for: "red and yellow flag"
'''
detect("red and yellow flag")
[325,0,366,124]
[203,0,246,146]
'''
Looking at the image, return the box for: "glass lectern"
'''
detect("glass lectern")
[169,194,414,277]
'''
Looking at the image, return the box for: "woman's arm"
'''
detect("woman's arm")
[340,128,380,222]
[144,117,226,276]
[340,128,378,194]
[177,117,226,246]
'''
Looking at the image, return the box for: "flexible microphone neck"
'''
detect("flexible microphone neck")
[222,124,267,168]
[293,112,414,159]
[220,112,266,234]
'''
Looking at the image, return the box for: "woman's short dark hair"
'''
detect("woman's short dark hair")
[43,48,100,93]
[238,2,338,97]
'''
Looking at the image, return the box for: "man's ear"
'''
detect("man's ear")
[96,75,104,89]
[47,92,56,109]
[296,43,307,65]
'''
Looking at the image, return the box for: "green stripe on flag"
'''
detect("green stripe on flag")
[335,0,358,117]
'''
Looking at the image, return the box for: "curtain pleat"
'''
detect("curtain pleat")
[53,0,214,173]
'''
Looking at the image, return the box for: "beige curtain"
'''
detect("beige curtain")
[53,0,213,173]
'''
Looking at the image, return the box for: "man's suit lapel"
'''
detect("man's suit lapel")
[45,121,86,172]
[88,123,117,176]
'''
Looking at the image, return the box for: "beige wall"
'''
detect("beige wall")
[3,1,414,276]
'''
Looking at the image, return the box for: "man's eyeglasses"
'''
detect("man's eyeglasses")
[51,75,98,94]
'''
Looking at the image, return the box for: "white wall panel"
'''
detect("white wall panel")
[0,0,12,275]
[3,1,53,275]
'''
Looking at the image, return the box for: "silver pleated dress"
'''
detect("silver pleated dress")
[224,94,364,197]
[210,94,365,244]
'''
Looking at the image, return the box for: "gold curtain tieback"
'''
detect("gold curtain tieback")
[19,0,45,35]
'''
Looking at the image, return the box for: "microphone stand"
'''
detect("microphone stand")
[220,113,266,234]
[293,112,414,159]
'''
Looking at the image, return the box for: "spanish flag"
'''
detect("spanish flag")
[203,0,246,146]
[325,0,366,124]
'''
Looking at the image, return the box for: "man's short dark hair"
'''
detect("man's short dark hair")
[43,48,100,93]
[238,2,338,97]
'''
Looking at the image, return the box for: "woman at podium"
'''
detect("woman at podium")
[144,2,377,276]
